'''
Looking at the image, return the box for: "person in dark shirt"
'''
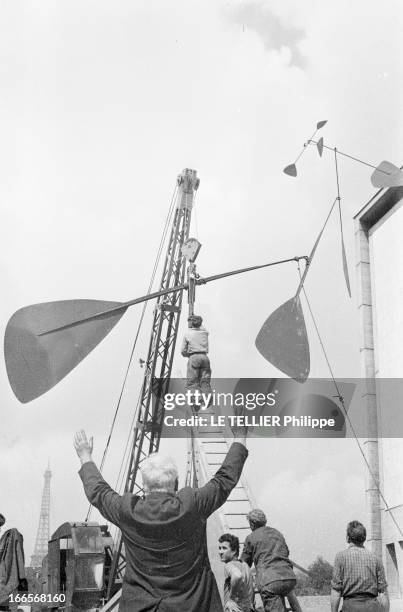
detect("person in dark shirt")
[241,509,301,612]
[74,429,248,612]
[331,521,389,612]
[0,516,27,612]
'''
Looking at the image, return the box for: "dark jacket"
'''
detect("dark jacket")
[241,526,296,588]
[0,529,26,606]
[79,442,248,612]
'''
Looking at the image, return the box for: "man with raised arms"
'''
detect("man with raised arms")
[75,429,248,611]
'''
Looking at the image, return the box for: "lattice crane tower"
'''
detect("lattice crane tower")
[30,463,52,568]
[106,168,199,598]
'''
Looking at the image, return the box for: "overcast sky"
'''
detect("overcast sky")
[1,0,402,568]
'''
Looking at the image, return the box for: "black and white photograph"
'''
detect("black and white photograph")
[1,2,403,611]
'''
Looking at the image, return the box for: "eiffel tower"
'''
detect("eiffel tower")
[30,463,52,568]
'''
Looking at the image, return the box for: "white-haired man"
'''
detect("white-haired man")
[74,429,248,612]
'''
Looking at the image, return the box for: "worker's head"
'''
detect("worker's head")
[218,533,239,562]
[141,453,179,494]
[0,513,5,533]
[188,315,203,328]
[247,509,267,531]
[346,520,366,545]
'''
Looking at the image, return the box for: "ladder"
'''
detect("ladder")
[186,421,256,599]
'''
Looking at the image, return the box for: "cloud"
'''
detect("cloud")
[226,1,306,68]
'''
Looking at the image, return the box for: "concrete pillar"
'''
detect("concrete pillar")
[354,220,382,558]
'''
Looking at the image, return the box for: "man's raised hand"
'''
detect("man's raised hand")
[74,430,94,464]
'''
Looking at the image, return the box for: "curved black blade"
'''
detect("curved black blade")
[283,163,297,177]
[255,296,310,383]
[371,160,403,188]
[316,120,327,129]
[276,393,346,438]
[341,235,351,298]
[4,299,126,403]
[317,137,324,157]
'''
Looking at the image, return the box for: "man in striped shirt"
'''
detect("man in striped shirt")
[330,521,389,611]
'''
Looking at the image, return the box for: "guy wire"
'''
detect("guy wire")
[85,183,178,521]
[297,261,403,539]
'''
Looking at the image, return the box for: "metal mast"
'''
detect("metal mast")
[30,464,52,568]
[107,168,199,597]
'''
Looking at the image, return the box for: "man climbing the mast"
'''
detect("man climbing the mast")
[181,314,213,405]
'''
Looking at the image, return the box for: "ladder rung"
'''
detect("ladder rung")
[228,527,249,530]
